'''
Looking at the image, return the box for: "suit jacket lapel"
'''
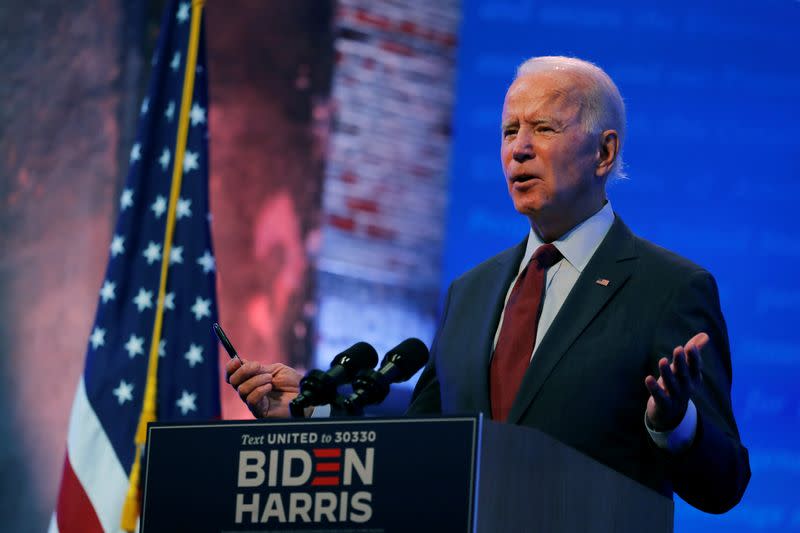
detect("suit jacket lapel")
[506,217,639,424]
[465,239,527,415]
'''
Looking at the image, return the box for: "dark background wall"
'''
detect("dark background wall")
[0,1,137,528]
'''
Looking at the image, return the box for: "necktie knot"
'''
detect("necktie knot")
[531,243,562,270]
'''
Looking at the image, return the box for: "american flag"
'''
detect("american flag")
[50,2,219,531]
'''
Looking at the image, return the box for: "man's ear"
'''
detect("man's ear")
[596,130,619,178]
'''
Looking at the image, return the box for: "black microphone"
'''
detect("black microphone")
[341,338,429,414]
[289,342,378,417]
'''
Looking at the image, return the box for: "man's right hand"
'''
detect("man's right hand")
[226,358,304,418]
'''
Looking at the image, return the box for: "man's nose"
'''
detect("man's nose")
[512,132,534,163]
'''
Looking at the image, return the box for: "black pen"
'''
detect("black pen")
[213,322,245,366]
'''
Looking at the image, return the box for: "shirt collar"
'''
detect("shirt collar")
[521,202,615,274]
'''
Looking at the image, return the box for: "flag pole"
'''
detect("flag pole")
[120,0,206,529]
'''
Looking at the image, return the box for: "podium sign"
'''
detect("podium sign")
[142,415,673,532]
[142,416,480,532]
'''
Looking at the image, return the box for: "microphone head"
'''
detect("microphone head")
[382,338,429,382]
[331,341,379,380]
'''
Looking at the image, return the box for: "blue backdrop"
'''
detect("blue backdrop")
[445,1,800,530]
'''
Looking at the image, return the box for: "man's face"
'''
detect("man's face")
[500,71,602,223]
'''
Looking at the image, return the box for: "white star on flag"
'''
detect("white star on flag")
[170,52,181,72]
[110,235,125,257]
[151,195,167,218]
[159,147,171,170]
[130,143,141,163]
[183,150,198,172]
[112,380,134,405]
[99,280,116,303]
[189,103,206,126]
[197,250,215,273]
[120,189,134,210]
[159,338,167,358]
[170,246,184,264]
[176,2,190,23]
[124,334,145,358]
[133,288,154,312]
[165,100,175,122]
[176,197,192,219]
[163,292,175,310]
[89,327,106,349]
[143,241,162,265]
[140,97,149,115]
[190,297,211,321]
[184,344,204,367]
[176,390,198,415]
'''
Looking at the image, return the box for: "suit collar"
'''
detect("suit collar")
[506,215,639,423]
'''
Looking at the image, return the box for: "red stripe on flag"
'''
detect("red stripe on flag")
[55,454,104,533]
[315,462,341,472]
[311,476,340,486]
[313,448,341,458]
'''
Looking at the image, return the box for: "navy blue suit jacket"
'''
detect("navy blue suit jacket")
[408,216,750,513]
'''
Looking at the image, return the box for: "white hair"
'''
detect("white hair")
[515,56,627,180]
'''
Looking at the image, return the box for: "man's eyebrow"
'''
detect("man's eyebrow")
[500,119,518,131]
[501,116,563,131]
[528,116,562,126]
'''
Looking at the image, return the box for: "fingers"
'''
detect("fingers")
[264,363,303,392]
[658,357,681,399]
[682,332,707,384]
[647,353,689,408]
[262,362,285,374]
[645,374,670,409]
[685,332,710,352]
[224,357,242,383]
[229,361,270,389]
[685,342,704,383]
[246,383,273,410]
[236,371,273,401]
[671,348,691,391]
[647,333,709,430]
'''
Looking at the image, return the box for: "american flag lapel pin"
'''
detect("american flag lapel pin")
[595,278,610,287]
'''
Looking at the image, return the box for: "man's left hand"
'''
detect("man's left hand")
[645,332,708,432]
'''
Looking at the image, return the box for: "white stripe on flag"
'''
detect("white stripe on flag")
[48,513,59,533]
[66,377,130,533]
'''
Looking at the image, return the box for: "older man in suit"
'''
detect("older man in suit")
[227,56,750,514]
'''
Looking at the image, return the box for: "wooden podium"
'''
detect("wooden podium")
[141,415,672,532]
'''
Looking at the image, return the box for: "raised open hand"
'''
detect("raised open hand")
[645,332,707,431]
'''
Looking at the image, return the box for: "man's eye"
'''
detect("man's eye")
[536,126,554,133]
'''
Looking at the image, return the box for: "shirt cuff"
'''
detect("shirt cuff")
[645,399,697,453]
[310,404,331,418]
